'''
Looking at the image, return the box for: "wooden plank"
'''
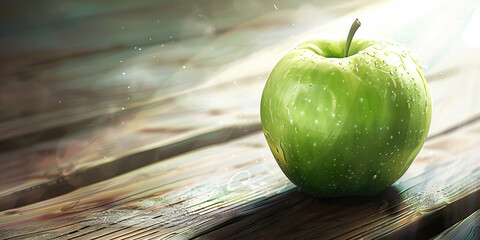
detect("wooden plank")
[434,209,480,239]
[0,123,263,210]
[0,112,479,239]
[0,0,373,124]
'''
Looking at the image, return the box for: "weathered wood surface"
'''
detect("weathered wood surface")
[1,0,480,210]
[0,114,479,239]
[0,0,480,238]
[0,0,382,207]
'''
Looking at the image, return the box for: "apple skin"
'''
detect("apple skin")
[260,38,431,197]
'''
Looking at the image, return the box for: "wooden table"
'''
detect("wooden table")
[0,0,479,239]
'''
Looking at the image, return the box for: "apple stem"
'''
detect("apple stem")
[344,18,361,57]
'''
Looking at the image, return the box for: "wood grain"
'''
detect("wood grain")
[1,0,480,238]
[0,113,479,239]
[0,0,384,208]
[434,209,480,239]
[1,0,480,212]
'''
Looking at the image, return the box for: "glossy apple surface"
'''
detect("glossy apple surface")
[260,38,431,197]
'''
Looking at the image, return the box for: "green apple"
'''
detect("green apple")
[260,19,431,197]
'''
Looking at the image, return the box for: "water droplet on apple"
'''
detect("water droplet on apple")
[315,119,318,124]
[391,91,397,101]
[309,83,313,87]
[355,64,359,72]
[359,98,364,103]
[390,71,394,75]
[372,174,377,180]
[380,162,385,166]
[331,113,335,117]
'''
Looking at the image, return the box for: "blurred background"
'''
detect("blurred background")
[0,0,480,238]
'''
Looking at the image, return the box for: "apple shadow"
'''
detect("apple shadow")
[196,186,407,239]
[310,186,405,215]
